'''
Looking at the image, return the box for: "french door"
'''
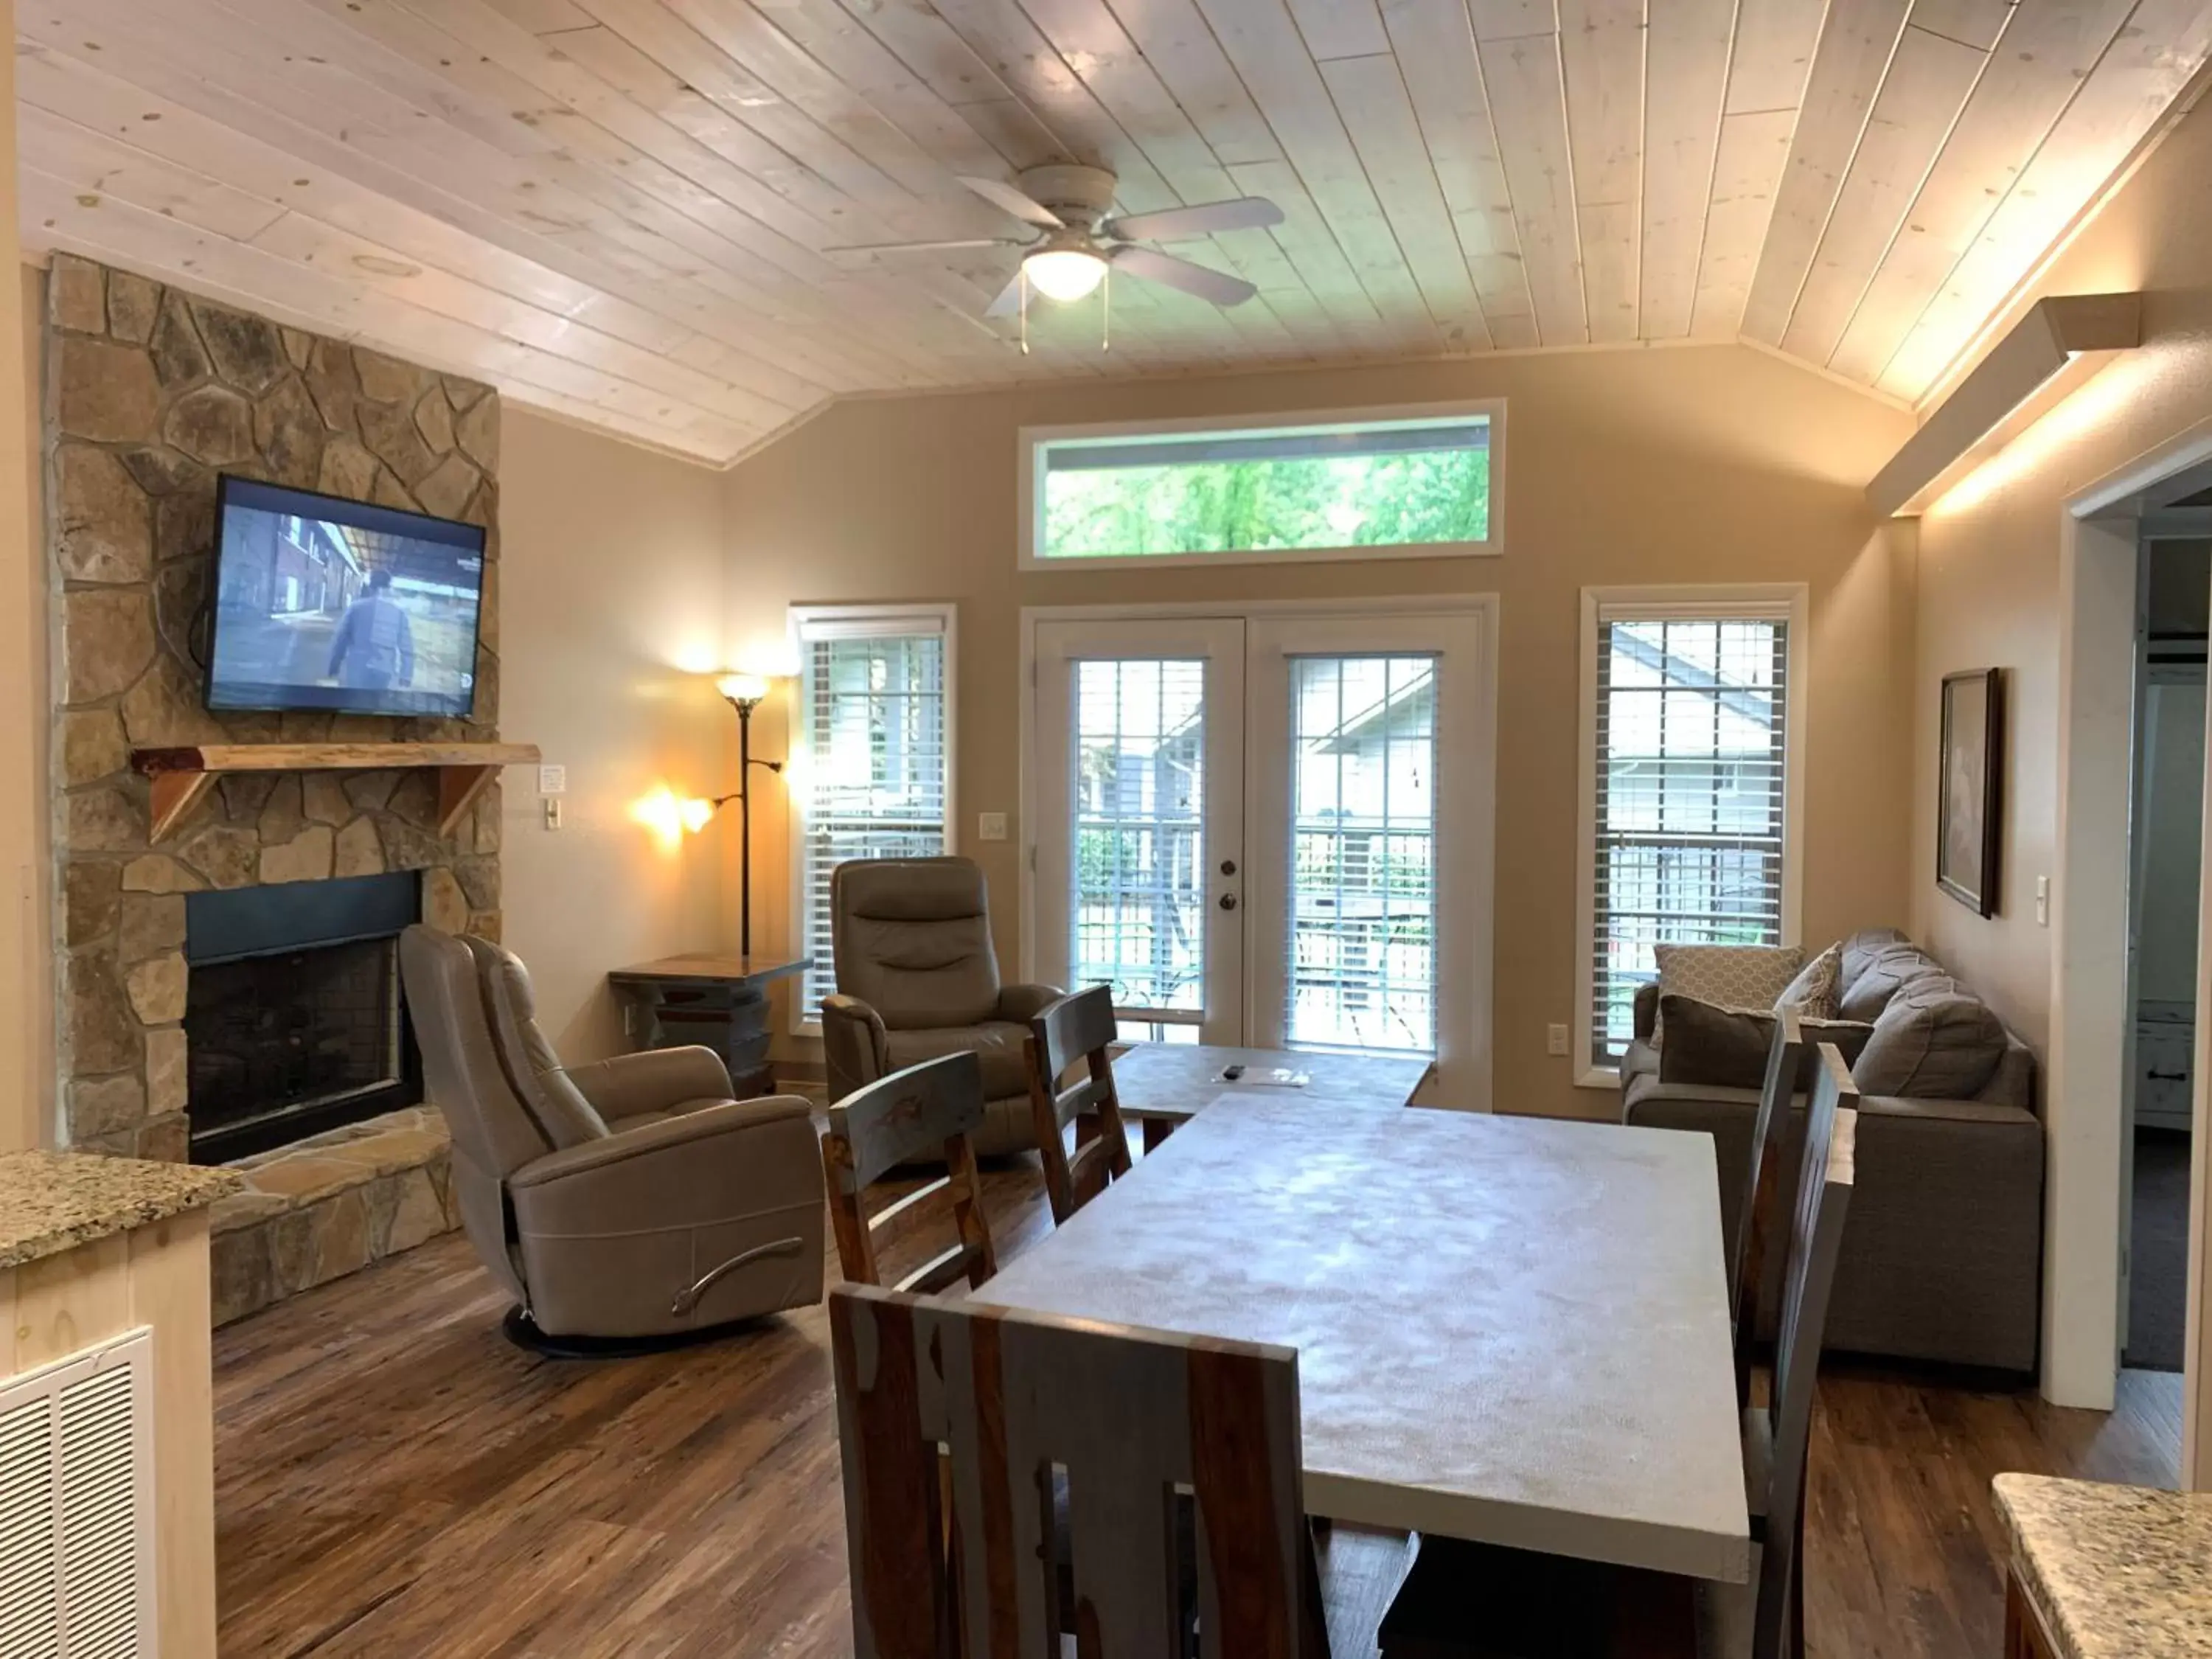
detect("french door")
[1030,608,1490,1105]
[1032,619,1246,1043]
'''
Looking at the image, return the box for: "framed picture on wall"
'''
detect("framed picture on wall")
[1938,668,2004,916]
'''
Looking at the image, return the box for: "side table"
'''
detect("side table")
[605,954,810,1099]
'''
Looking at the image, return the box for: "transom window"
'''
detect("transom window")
[1576,590,1804,1079]
[1022,403,1502,568]
[791,607,953,1024]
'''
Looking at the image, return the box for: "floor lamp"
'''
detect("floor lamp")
[713,672,782,959]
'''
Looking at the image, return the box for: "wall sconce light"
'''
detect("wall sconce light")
[1867,293,2142,518]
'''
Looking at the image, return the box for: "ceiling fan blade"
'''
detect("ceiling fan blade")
[822,237,1025,254]
[1109,245,1259,308]
[1102,196,1284,242]
[958,175,1065,230]
[986,271,1026,319]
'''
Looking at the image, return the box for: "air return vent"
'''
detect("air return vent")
[0,1329,157,1658]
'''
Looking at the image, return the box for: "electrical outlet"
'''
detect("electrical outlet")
[538,764,567,795]
[978,811,1009,842]
[2036,874,2050,927]
[543,798,564,831]
[1545,1023,1570,1057]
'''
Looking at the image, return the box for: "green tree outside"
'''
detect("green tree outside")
[1043,446,1491,559]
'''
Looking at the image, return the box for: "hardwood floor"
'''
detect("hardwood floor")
[212,1153,2180,1658]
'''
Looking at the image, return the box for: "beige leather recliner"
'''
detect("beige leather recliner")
[399,925,825,1352]
[820,858,1062,1155]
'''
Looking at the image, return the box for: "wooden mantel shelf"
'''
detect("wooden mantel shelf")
[131,742,543,841]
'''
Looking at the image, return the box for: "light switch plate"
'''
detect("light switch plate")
[543,799,564,832]
[2036,874,2050,927]
[978,811,1009,842]
[538,764,568,796]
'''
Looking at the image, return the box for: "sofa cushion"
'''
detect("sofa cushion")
[1853,978,2009,1099]
[1837,943,1950,1023]
[1839,928,1911,998]
[884,1020,1032,1100]
[1775,942,1843,1020]
[1656,995,1875,1091]
[1651,942,1805,1044]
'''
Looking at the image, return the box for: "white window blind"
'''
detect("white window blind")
[1588,609,1792,1068]
[796,613,950,1020]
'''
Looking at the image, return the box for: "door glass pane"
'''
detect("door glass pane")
[1287,655,1437,1053]
[1071,660,1207,1018]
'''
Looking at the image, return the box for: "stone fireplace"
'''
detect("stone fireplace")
[42,254,505,1321]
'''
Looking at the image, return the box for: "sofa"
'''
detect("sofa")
[1621,928,2044,1373]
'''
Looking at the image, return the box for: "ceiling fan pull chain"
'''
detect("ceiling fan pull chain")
[1102,265,1110,353]
[1020,264,1030,356]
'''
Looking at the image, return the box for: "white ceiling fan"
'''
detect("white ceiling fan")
[825,164,1284,316]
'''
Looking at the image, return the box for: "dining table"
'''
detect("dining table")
[975,1092,1751,1585]
[1106,1041,1435,1148]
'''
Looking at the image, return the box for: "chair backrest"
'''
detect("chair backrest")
[1024,986,1134,1224]
[463,936,611,1150]
[832,857,1004,1031]
[396,926,549,1302]
[822,1051,997,1295]
[1751,1043,1858,1659]
[1733,1008,1812,1404]
[829,1281,1319,1659]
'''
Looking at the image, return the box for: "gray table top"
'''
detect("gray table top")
[978,1096,1749,1583]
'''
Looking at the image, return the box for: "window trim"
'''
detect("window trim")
[1573,583,1809,1091]
[785,602,959,1037]
[1017,399,1506,571]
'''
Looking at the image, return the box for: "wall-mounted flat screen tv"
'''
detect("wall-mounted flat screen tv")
[206,476,487,719]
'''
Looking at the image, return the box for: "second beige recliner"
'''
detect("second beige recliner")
[400,925,826,1352]
[820,857,1061,1154]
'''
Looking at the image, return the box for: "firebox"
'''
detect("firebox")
[182,871,424,1164]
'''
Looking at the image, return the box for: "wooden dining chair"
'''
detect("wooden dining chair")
[828,1279,1342,1658]
[821,1051,997,1295]
[1023,985,1134,1224]
[1733,1009,1812,1406]
[1377,1045,1860,1659]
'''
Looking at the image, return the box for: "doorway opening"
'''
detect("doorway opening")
[2124,522,2211,1371]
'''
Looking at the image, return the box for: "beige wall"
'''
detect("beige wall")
[725,344,1915,1120]
[497,407,734,1060]
[1911,90,2212,1051]
[4,73,45,1151]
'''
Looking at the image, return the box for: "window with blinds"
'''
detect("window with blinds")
[1586,609,1793,1069]
[794,612,952,1022]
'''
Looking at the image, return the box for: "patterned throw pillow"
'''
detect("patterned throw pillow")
[1775,942,1844,1020]
[1651,942,1806,1046]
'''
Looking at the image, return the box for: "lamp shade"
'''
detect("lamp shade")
[1025,247,1107,302]
[716,671,771,704]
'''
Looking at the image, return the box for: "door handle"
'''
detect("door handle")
[1219,894,1238,911]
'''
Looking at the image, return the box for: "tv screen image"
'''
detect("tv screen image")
[206,476,487,719]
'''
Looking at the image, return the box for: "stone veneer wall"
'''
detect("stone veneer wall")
[44,254,505,1314]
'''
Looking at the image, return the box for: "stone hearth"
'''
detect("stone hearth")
[207,1106,459,1326]
[44,254,503,1315]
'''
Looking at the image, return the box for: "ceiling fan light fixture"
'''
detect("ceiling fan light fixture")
[1023,246,1108,302]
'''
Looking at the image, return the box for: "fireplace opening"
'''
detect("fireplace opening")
[183,871,424,1164]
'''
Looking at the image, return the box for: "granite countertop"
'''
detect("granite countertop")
[0,1150,241,1268]
[1995,1472,2212,1658]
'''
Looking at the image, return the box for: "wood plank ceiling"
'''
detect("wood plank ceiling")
[21,0,2212,466]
